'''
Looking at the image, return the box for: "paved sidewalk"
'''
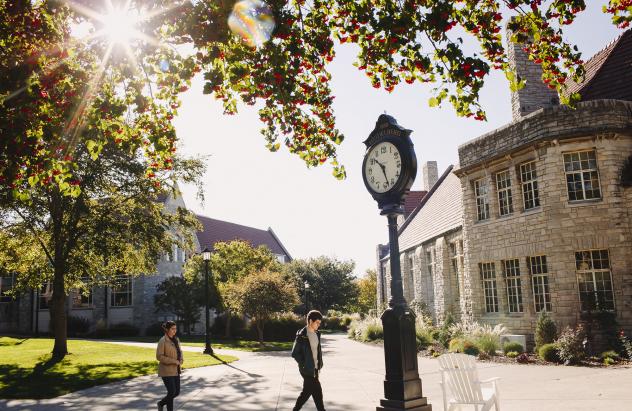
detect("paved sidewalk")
[2,334,631,410]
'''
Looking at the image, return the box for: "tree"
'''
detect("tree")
[0,138,204,357]
[351,269,377,314]
[2,1,630,191]
[226,269,298,343]
[283,256,358,313]
[183,240,282,337]
[154,276,204,334]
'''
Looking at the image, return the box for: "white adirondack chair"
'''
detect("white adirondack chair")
[438,353,500,411]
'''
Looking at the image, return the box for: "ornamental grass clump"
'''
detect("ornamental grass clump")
[450,321,506,356]
[348,317,383,342]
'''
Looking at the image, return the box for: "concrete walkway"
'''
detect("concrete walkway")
[2,333,631,410]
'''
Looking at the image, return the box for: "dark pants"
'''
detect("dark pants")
[293,372,325,411]
[159,376,180,411]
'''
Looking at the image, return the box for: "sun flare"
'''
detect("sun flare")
[101,5,143,46]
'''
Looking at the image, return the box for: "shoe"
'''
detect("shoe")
[157,401,164,411]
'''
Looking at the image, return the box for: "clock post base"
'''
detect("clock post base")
[376,397,431,411]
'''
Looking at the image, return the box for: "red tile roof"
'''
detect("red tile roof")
[195,215,292,259]
[403,190,428,218]
[566,29,632,101]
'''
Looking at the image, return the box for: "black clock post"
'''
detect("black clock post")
[362,115,432,411]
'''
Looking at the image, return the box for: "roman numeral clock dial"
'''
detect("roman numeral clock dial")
[364,142,402,193]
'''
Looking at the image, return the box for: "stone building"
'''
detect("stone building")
[377,162,464,324]
[378,29,632,345]
[455,29,632,343]
[0,190,292,335]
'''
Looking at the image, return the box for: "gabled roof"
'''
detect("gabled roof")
[403,190,428,218]
[566,29,632,101]
[195,215,292,259]
[397,166,463,252]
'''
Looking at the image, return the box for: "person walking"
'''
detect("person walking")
[156,320,183,411]
[291,310,326,411]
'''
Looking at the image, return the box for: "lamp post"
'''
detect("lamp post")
[304,280,310,314]
[361,115,431,411]
[202,247,213,355]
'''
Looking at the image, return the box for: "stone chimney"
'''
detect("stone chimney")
[422,161,438,191]
[506,26,559,121]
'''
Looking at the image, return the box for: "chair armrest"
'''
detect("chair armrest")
[479,377,501,384]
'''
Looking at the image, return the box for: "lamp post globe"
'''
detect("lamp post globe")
[202,247,213,355]
[304,281,310,314]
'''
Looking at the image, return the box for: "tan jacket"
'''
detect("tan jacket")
[156,336,182,377]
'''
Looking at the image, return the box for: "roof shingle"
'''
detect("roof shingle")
[195,215,291,259]
[566,29,632,101]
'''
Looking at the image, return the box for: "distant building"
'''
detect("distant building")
[0,190,292,335]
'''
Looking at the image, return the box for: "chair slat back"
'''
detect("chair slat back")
[438,353,483,403]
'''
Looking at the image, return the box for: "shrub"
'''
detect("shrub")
[538,343,560,363]
[243,312,304,341]
[506,351,519,358]
[516,353,530,364]
[210,313,247,338]
[600,350,620,364]
[144,321,165,337]
[556,325,586,365]
[108,322,140,337]
[619,330,632,360]
[535,312,557,349]
[449,338,480,356]
[66,316,91,337]
[323,312,359,331]
[503,341,524,354]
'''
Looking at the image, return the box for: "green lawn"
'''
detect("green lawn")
[0,337,237,399]
[101,336,293,352]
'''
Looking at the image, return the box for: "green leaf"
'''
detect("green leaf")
[428,97,439,107]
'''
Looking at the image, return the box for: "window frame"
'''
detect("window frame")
[38,281,52,310]
[110,275,133,307]
[563,150,602,201]
[519,160,540,210]
[528,255,552,313]
[503,259,523,313]
[480,262,499,313]
[0,273,15,303]
[496,170,514,216]
[474,178,490,221]
[575,249,614,312]
[72,275,94,309]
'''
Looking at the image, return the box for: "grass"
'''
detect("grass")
[99,335,293,352]
[0,336,237,399]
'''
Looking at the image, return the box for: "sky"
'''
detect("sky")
[173,1,623,277]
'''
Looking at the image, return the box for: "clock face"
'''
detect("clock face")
[364,142,403,193]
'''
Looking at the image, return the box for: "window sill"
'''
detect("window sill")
[567,198,603,207]
[474,219,494,227]
[521,206,542,216]
[110,305,133,309]
[71,307,95,311]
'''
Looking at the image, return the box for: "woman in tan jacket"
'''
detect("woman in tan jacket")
[156,321,183,411]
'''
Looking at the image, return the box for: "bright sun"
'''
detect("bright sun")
[100,5,143,46]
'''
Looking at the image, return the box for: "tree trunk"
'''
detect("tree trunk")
[224,311,232,339]
[256,319,264,345]
[50,267,68,358]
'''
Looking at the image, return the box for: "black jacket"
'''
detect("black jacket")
[291,326,323,377]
